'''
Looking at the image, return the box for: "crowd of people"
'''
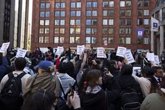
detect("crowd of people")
[0,47,165,110]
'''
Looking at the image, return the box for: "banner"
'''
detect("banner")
[137,28,144,38]
[97,47,106,58]
[151,17,159,32]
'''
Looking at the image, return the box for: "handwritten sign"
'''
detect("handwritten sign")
[116,46,127,58]
[154,55,160,65]
[77,45,85,55]
[97,47,106,58]
[0,42,10,52]
[16,48,27,58]
[124,50,135,64]
[56,46,64,56]
[146,52,155,62]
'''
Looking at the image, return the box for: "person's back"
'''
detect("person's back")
[0,57,31,110]
[80,69,107,110]
[140,77,165,110]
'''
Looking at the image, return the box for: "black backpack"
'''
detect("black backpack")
[0,72,26,110]
[120,87,141,110]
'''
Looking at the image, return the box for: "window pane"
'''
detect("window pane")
[54,37,59,43]
[120,1,125,7]
[126,38,131,44]
[45,20,49,25]
[40,20,44,25]
[45,37,49,43]
[60,37,64,43]
[39,37,44,43]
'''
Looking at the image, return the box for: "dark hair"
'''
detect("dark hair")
[0,53,3,65]
[142,66,154,77]
[107,60,117,73]
[86,69,101,88]
[152,66,162,74]
[58,61,74,74]
[14,57,27,70]
[22,90,55,110]
[121,64,133,75]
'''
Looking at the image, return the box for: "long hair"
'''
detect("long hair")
[22,90,55,110]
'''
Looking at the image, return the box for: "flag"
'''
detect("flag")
[151,17,159,32]
[137,28,144,38]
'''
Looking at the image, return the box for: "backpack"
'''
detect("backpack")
[120,87,141,110]
[0,72,26,110]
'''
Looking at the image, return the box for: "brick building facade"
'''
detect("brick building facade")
[32,0,157,51]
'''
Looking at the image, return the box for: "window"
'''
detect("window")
[60,20,65,25]
[45,20,49,25]
[86,28,97,34]
[39,28,44,34]
[85,37,96,44]
[46,3,50,8]
[60,37,64,43]
[40,3,45,8]
[144,19,149,25]
[54,37,59,43]
[40,20,44,25]
[144,0,149,7]
[86,19,97,25]
[71,11,81,16]
[45,28,49,34]
[103,1,114,8]
[70,27,81,34]
[40,12,45,17]
[39,36,44,43]
[126,37,131,44]
[119,37,125,44]
[55,2,65,8]
[144,37,149,44]
[137,18,143,25]
[87,2,97,8]
[55,11,65,17]
[109,19,114,25]
[45,12,50,17]
[138,10,143,16]
[55,20,60,25]
[126,1,131,7]
[120,1,125,7]
[144,10,149,16]
[71,2,81,8]
[45,37,49,43]
[86,11,97,16]
[125,10,131,16]
[70,19,81,25]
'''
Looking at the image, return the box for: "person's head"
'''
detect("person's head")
[58,61,74,74]
[121,64,133,75]
[152,66,163,78]
[86,69,102,88]
[107,60,118,73]
[22,89,56,110]
[14,57,27,70]
[37,61,54,74]
[142,66,154,77]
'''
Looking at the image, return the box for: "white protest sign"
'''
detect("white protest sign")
[77,45,85,55]
[16,48,27,58]
[116,46,127,58]
[154,55,160,65]
[97,47,106,58]
[132,67,141,76]
[56,46,64,56]
[146,52,155,62]
[0,42,10,52]
[124,49,135,64]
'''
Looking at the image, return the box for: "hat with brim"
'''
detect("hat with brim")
[38,61,54,71]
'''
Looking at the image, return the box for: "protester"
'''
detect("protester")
[140,77,165,110]
[24,60,56,97]
[80,69,107,110]
[0,57,31,110]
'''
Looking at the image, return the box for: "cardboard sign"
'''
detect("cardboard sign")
[16,48,27,58]
[56,46,64,56]
[124,49,135,64]
[0,42,10,52]
[77,45,85,55]
[116,46,127,58]
[132,67,141,76]
[146,52,155,62]
[154,55,160,65]
[97,47,106,58]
